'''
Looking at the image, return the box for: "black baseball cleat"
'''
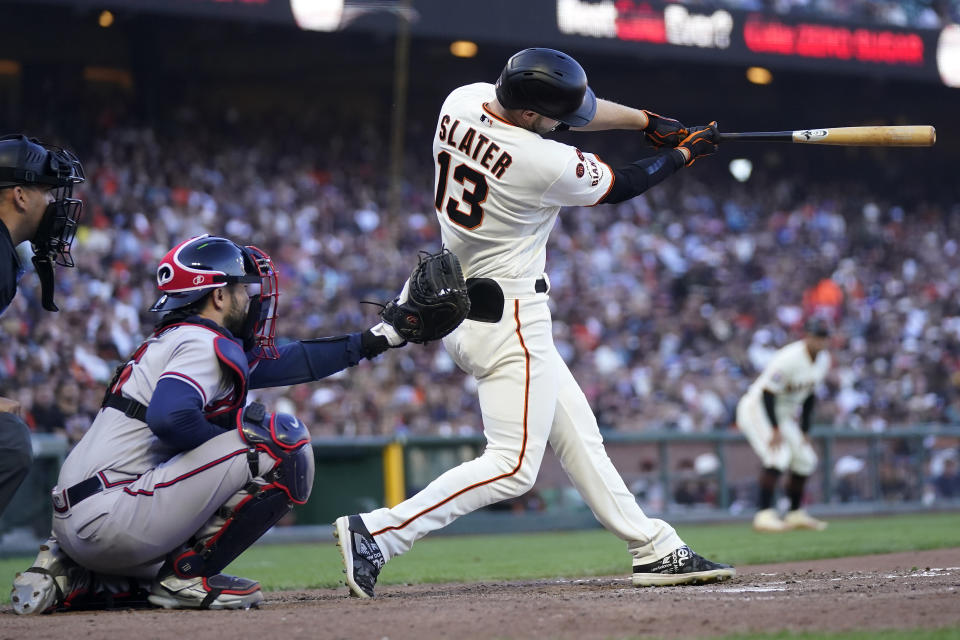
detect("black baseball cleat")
[632,545,735,586]
[334,515,385,598]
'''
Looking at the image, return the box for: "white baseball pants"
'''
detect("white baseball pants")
[736,394,818,475]
[361,279,683,565]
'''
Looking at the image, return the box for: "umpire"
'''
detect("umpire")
[0,134,85,518]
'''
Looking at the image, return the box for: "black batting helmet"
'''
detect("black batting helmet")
[495,48,597,127]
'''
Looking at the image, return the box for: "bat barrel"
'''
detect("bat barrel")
[717,126,936,147]
[791,126,935,146]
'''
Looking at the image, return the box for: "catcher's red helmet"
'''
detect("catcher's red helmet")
[150,234,280,358]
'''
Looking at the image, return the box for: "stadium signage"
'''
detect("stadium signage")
[557,0,924,67]
[743,16,924,66]
[32,0,952,86]
[557,0,734,49]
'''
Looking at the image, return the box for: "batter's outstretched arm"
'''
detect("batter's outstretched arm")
[599,124,718,204]
[600,150,685,204]
[571,99,693,150]
[571,99,649,132]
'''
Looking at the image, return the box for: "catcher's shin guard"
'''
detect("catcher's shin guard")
[173,404,314,579]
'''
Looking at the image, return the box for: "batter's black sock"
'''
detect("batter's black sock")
[787,472,808,511]
[758,467,781,510]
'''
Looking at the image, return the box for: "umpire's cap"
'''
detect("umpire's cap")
[495,48,597,127]
[0,134,84,189]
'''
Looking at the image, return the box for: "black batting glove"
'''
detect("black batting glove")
[676,121,719,166]
[642,110,689,148]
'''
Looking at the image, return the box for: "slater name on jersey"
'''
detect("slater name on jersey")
[438,115,514,180]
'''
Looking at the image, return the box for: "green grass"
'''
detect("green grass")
[2,512,958,599]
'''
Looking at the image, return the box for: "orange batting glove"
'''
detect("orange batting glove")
[642,110,689,148]
[676,122,719,166]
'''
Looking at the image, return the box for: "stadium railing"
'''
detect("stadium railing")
[2,426,958,554]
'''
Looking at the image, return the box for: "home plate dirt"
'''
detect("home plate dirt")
[3,548,959,639]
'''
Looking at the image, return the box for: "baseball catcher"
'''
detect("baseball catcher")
[11,236,469,613]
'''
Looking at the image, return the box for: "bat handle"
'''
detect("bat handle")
[716,131,793,143]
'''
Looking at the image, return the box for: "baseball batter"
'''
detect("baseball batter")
[11,233,415,614]
[737,318,831,532]
[336,47,734,597]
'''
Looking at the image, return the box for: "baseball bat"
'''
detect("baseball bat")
[717,125,936,147]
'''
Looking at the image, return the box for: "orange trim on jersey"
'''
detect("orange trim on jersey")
[589,153,616,207]
[482,103,518,128]
[371,299,530,538]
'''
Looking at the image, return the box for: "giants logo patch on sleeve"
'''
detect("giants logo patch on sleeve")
[586,158,603,187]
[576,163,585,178]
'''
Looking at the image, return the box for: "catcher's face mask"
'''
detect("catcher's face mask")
[238,245,280,360]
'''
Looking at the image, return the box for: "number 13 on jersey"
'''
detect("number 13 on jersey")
[435,151,489,230]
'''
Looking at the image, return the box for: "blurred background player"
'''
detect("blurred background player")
[336,47,733,598]
[737,318,832,532]
[0,134,84,519]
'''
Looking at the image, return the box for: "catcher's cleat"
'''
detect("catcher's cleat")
[334,515,384,598]
[632,545,735,586]
[11,538,90,615]
[753,508,790,533]
[147,572,263,610]
[784,508,828,531]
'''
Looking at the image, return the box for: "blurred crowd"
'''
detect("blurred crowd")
[673,0,959,28]
[2,109,959,445]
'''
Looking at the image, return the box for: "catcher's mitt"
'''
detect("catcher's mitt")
[381,248,470,344]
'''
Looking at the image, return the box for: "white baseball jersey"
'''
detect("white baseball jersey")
[360,82,686,569]
[433,83,613,279]
[744,340,830,425]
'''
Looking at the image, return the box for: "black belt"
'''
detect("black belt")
[52,475,104,513]
[102,393,148,422]
[68,475,103,506]
[466,277,548,323]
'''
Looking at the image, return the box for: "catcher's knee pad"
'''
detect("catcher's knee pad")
[171,404,316,580]
[237,402,315,504]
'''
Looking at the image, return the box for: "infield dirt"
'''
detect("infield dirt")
[3,548,959,639]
